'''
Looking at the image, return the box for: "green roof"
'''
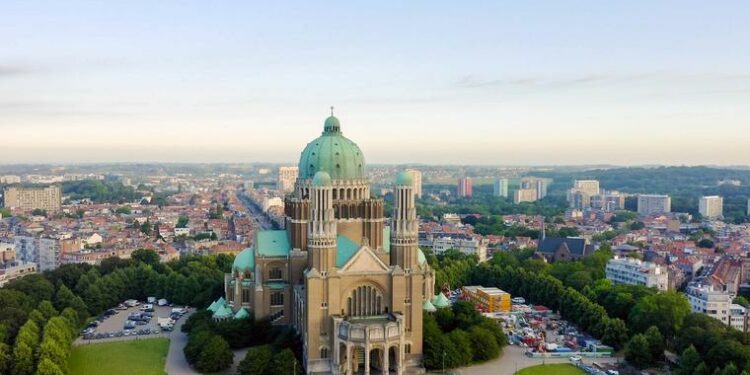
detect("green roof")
[233,247,255,272]
[234,308,250,320]
[417,248,426,265]
[256,230,291,257]
[423,299,437,312]
[298,116,366,180]
[313,171,332,187]
[207,300,218,312]
[216,296,226,306]
[395,170,413,186]
[336,235,360,268]
[213,304,233,318]
[383,227,390,252]
[432,293,451,309]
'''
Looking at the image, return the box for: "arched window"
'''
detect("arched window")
[405,343,412,354]
[346,285,384,317]
[271,291,284,306]
[269,267,283,280]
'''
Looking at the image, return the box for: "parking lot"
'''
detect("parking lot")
[75,301,190,345]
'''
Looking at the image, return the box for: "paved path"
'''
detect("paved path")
[438,345,621,375]
[165,311,200,375]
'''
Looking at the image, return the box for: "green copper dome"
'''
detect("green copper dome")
[395,170,413,186]
[432,293,451,309]
[313,171,332,187]
[233,247,255,272]
[298,115,366,181]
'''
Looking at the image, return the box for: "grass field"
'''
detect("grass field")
[517,363,586,375]
[68,338,169,375]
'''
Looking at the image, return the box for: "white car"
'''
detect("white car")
[569,355,582,363]
[512,297,526,304]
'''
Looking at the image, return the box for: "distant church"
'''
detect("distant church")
[216,112,434,374]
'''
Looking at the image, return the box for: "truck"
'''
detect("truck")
[157,298,168,306]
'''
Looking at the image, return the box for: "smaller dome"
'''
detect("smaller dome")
[233,247,255,272]
[324,116,341,133]
[417,248,426,265]
[423,299,437,313]
[432,293,451,309]
[396,170,413,186]
[313,171,332,187]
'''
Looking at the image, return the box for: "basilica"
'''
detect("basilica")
[218,113,435,374]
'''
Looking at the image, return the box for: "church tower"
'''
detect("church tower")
[391,171,419,270]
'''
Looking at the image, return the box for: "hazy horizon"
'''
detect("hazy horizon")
[3,1,749,165]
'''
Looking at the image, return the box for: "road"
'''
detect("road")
[165,311,199,375]
[237,190,275,230]
[445,345,621,375]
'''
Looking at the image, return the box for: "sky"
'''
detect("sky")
[2,1,749,166]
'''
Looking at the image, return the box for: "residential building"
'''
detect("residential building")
[729,304,747,332]
[567,180,601,209]
[513,188,538,204]
[686,285,732,327]
[573,180,600,195]
[457,177,472,198]
[462,286,511,313]
[0,262,37,287]
[406,169,422,198]
[277,166,299,193]
[521,177,548,200]
[218,114,434,374]
[605,256,669,291]
[3,185,62,213]
[431,235,487,262]
[13,236,60,272]
[0,175,21,184]
[591,190,625,211]
[493,178,508,198]
[699,195,723,219]
[637,194,671,216]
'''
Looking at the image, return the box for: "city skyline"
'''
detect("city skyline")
[3,1,749,165]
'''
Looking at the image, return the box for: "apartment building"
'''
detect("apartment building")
[699,195,723,219]
[3,185,62,213]
[637,194,671,216]
[605,256,669,291]
[493,177,508,198]
[406,169,423,198]
[13,236,60,272]
[277,166,299,193]
[686,285,732,326]
[457,177,472,198]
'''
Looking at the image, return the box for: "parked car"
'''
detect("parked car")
[569,355,582,363]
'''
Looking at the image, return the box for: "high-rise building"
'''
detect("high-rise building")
[3,185,61,213]
[567,179,600,209]
[493,178,508,198]
[686,285,733,328]
[699,195,723,219]
[520,177,548,200]
[277,166,299,193]
[457,177,472,198]
[573,180,600,195]
[216,114,434,374]
[406,169,422,198]
[513,188,538,204]
[637,194,671,216]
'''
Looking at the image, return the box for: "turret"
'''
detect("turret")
[308,171,337,271]
[391,170,419,269]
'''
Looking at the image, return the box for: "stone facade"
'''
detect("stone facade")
[223,115,434,374]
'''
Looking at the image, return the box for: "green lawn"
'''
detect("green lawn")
[68,338,169,375]
[517,363,586,375]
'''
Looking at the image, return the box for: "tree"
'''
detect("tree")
[644,326,665,363]
[195,335,233,373]
[12,342,35,375]
[446,329,473,366]
[467,326,499,362]
[694,362,710,375]
[677,345,702,375]
[237,345,273,375]
[733,296,750,308]
[34,358,64,375]
[271,349,301,375]
[176,215,189,228]
[38,301,58,321]
[131,249,160,266]
[628,291,691,337]
[718,363,740,375]
[697,238,715,248]
[602,318,629,349]
[0,342,11,375]
[624,334,653,368]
